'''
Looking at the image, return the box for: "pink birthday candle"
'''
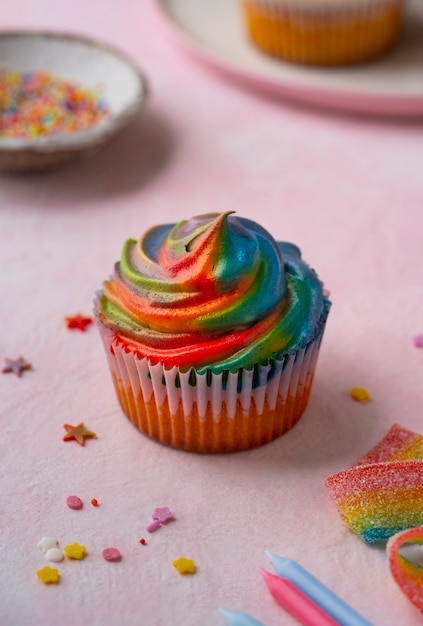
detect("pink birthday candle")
[260,569,339,626]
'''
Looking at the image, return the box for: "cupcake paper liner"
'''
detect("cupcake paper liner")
[240,0,404,65]
[95,303,329,453]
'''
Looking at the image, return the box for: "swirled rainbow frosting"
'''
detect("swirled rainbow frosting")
[96,212,329,373]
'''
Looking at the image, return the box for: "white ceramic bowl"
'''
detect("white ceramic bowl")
[0,31,148,172]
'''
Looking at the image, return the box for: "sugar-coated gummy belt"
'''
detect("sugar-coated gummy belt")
[326,460,423,543]
[387,525,423,613]
[326,423,423,544]
[353,424,423,466]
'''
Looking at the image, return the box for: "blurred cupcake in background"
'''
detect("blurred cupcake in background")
[240,0,405,65]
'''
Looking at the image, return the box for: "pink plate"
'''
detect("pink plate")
[154,0,423,117]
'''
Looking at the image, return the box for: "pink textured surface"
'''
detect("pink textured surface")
[1,1,423,625]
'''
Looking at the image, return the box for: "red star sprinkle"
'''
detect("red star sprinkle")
[65,314,93,332]
[63,423,96,446]
[2,357,32,377]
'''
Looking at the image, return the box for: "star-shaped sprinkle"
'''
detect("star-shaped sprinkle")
[63,423,96,446]
[36,565,59,584]
[38,537,59,553]
[152,507,174,523]
[413,334,423,348]
[350,387,371,402]
[146,506,174,532]
[63,542,86,560]
[172,557,196,575]
[2,356,32,377]
[65,314,93,332]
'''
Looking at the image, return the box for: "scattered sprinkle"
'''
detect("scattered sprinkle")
[63,422,96,446]
[350,387,371,402]
[146,506,174,532]
[45,547,64,563]
[1,356,32,377]
[102,547,121,562]
[36,565,59,584]
[139,539,147,545]
[152,507,174,523]
[66,495,83,510]
[91,498,99,507]
[145,519,161,533]
[172,556,196,575]
[63,542,86,560]
[65,314,93,332]
[387,525,423,613]
[38,537,58,553]
[0,68,108,140]
[413,335,423,348]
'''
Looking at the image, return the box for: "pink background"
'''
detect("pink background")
[1,1,423,625]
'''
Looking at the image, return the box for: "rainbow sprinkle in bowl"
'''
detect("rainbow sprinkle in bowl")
[0,31,148,172]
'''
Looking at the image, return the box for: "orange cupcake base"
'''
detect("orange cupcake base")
[241,0,403,66]
[95,298,330,454]
[112,373,314,453]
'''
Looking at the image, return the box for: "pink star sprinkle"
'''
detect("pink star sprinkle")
[2,357,32,377]
[412,335,423,348]
[145,507,174,532]
[152,507,173,523]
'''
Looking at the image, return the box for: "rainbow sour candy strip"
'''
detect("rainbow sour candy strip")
[387,525,423,613]
[354,424,423,466]
[326,460,423,543]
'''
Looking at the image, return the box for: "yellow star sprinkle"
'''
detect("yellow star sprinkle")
[36,565,59,584]
[63,542,86,560]
[350,387,371,402]
[172,556,196,574]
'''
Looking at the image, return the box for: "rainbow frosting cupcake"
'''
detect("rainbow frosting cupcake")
[240,0,404,66]
[95,212,330,453]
